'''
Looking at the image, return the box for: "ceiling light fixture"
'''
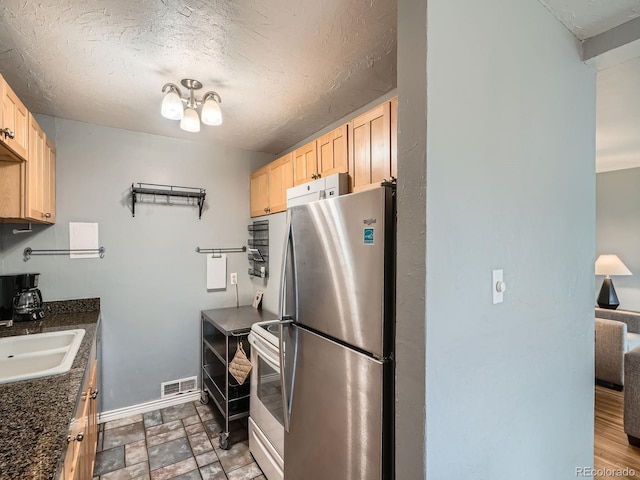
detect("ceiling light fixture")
[161,79,222,132]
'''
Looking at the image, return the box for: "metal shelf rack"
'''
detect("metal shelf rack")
[131,183,206,219]
[199,306,277,450]
[247,220,269,278]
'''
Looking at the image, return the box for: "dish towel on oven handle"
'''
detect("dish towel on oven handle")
[229,340,252,385]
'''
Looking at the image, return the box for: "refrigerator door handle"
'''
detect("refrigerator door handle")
[279,211,293,433]
[279,320,292,433]
[278,210,292,322]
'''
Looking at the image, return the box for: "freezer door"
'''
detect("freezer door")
[290,186,393,357]
[285,326,386,480]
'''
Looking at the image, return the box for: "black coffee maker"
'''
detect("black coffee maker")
[1,273,46,322]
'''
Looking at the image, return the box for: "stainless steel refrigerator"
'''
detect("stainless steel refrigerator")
[278,185,395,480]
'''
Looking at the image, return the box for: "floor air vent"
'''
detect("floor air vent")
[161,376,198,398]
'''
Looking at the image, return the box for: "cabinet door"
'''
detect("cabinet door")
[0,160,24,218]
[26,114,46,221]
[317,125,348,178]
[43,138,56,223]
[250,166,270,217]
[349,102,391,192]
[268,153,293,214]
[0,76,28,161]
[65,391,90,480]
[64,358,98,480]
[82,361,99,479]
[292,141,317,186]
[390,97,397,179]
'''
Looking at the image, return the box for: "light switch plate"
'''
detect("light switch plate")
[492,269,504,304]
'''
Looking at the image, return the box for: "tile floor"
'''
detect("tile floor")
[92,400,265,480]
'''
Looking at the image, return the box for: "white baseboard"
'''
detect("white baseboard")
[98,391,202,424]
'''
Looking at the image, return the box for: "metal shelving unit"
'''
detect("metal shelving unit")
[130,183,206,219]
[200,311,251,449]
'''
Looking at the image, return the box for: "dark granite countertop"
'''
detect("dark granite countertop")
[0,299,100,480]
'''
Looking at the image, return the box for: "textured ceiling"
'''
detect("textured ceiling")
[538,0,640,39]
[0,0,396,154]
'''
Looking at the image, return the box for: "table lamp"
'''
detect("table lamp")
[596,254,632,310]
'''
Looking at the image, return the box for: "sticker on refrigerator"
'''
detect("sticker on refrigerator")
[363,227,375,245]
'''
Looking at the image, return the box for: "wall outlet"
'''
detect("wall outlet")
[230,272,238,285]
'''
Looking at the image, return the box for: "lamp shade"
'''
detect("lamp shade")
[180,108,200,133]
[201,98,222,126]
[161,90,184,120]
[595,254,632,276]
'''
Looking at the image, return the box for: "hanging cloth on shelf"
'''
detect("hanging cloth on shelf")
[228,340,252,385]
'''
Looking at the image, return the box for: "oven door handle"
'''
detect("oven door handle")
[249,337,280,371]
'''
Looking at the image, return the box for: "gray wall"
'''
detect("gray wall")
[596,167,640,310]
[423,0,596,478]
[0,116,273,411]
[395,0,427,477]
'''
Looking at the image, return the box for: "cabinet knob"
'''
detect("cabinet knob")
[44,213,51,219]
[264,207,268,213]
[91,390,99,400]
[311,173,317,179]
[1,128,15,140]
[67,432,84,443]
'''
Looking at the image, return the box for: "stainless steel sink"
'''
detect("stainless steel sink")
[0,329,85,384]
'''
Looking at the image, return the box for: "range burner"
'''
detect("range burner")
[251,319,280,348]
[261,322,280,337]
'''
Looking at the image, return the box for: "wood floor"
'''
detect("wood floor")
[595,385,640,479]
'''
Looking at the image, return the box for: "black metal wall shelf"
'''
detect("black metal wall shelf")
[131,183,206,219]
[248,220,268,278]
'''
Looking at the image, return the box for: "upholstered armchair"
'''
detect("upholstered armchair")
[595,308,640,388]
[624,347,640,446]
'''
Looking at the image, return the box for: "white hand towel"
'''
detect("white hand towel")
[207,254,227,290]
[69,222,99,259]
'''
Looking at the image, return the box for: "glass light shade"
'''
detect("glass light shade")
[201,98,222,126]
[161,91,184,120]
[180,108,200,132]
[595,254,632,276]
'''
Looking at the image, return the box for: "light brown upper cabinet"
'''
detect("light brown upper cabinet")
[0,75,28,162]
[349,98,397,192]
[24,114,55,223]
[44,137,56,223]
[250,165,270,217]
[26,114,47,222]
[293,126,349,187]
[292,141,317,186]
[268,153,293,214]
[249,97,398,215]
[0,78,56,224]
[250,153,294,217]
[316,125,349,179]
